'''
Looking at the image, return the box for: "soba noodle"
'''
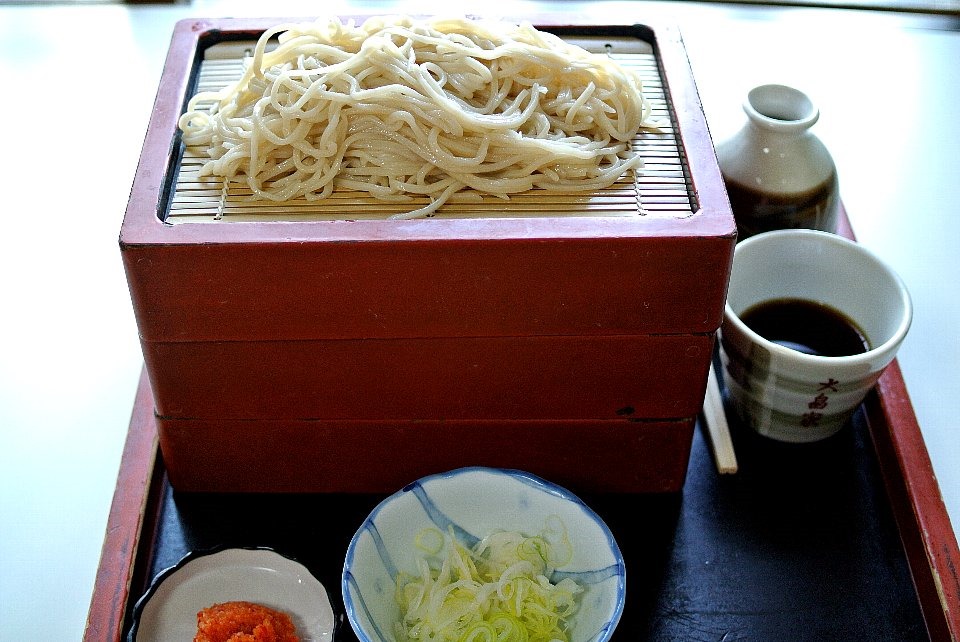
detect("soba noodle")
[178,15,655,219]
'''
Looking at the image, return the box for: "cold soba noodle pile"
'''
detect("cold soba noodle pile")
[179,16,654,219]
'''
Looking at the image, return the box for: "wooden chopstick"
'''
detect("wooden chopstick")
[703,362,738,474]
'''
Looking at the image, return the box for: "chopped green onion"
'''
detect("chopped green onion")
[395,520,581,642]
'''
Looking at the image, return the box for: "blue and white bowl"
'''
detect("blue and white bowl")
[342,467,625,642]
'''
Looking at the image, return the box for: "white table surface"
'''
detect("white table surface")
[0,2,956,639]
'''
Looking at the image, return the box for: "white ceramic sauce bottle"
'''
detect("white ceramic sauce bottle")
[716,83,839,239]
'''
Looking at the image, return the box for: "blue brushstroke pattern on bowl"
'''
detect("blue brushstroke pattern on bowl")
[342,466,625,642]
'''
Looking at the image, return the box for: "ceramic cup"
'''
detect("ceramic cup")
[719,229,912,443]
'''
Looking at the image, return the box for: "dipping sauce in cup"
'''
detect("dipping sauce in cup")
[719,229,912,443]
[739,298,869,358]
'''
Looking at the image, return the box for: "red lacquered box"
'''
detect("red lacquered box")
[119,17,735,494]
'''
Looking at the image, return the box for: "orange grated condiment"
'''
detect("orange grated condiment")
[194,601,300,642]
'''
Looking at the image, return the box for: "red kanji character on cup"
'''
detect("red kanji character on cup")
[809,393,829,410]
[818,378,840,393]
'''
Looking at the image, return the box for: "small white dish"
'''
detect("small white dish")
[129,547,336,642]
[343,466,625,642]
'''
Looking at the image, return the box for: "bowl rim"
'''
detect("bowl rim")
[723,228,913,366]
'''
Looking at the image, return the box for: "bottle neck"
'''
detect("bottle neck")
[744,84,819,136]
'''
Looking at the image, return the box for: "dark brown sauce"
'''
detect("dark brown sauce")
[725,173,839,239]
[740,298,870,357]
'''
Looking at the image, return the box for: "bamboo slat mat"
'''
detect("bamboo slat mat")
[165,36,695,223]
